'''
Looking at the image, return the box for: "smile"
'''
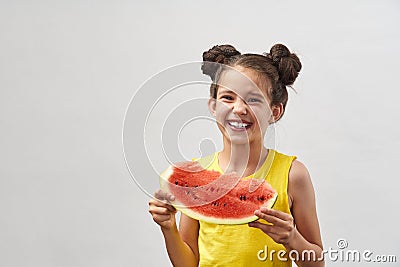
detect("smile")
[227,121,253,130]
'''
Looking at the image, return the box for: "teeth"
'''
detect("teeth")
[228,121,249,128]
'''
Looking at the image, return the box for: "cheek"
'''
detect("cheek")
[252,110,272,132]
[251,105,272,122]
[215,101,231,117]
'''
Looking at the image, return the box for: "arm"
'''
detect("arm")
[285,160,324,266]
[249,160,324,267]
[163,214,199,267]
[149,190,199,267]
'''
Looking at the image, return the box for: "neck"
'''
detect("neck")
[219,138,268,177]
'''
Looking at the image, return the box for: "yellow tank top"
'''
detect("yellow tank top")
[195,149,296,267]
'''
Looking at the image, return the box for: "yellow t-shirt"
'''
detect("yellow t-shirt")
[195,149,296,267]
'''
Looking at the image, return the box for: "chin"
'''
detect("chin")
[224,134,254,145]
[229,138,251,145]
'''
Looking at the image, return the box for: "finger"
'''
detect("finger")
[254,210,287,226]
[154,189,175,201]
[149,206,176,216]
[260,207,293,221]
[249,222,293,245]
[152,214,172,223]
[150,190,176,212]
[149,199,177,212]
[248,221,277,234]
[255,209,294,232]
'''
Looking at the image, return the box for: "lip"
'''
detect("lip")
[226,119,252,124]
[225,119,253,131]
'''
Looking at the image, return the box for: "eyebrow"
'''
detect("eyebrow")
[248,92,264,98]
[218,88,234,94]
[218,89,264,97]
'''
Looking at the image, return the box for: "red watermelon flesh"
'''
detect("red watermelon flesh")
[160,161,278,224]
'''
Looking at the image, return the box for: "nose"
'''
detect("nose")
[232,98,247,115]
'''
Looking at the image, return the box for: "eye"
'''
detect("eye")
[247,98,261,103]
[220,95,234,101]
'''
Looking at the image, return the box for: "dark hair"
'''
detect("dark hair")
[201,44,302,119]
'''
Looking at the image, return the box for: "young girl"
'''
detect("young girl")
[149,44,324,267]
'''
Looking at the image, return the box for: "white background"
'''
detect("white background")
[1,1,399,266]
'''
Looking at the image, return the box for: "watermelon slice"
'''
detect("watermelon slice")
[159,161,278,224]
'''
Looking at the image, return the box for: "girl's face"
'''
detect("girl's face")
[208,66,282,146]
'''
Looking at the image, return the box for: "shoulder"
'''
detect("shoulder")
[287,159,316,206]
[270,151,314,201]
[289,160,311,184]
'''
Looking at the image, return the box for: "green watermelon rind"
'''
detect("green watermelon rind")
[159,165,279,225]
[178,192,278,225]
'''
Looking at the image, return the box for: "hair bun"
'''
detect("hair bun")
[202,45,240,80]
[265,44,302,86]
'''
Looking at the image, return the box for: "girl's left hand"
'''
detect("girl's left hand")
[248,207,296,246]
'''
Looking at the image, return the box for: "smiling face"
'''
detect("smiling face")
[208,66,282,146]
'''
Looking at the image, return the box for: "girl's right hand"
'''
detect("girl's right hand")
[148,189,177,230]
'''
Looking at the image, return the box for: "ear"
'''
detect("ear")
[269,103,284,123]
[208,97,217,116]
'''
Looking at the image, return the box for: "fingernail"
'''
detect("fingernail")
[261,207,268,212]
[170,195,175,201]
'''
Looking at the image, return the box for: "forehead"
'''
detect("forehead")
[217,67,271,97]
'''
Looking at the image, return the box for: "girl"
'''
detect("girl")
[149,44,324,267]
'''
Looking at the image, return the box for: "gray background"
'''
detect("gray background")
[1,1,399,266]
